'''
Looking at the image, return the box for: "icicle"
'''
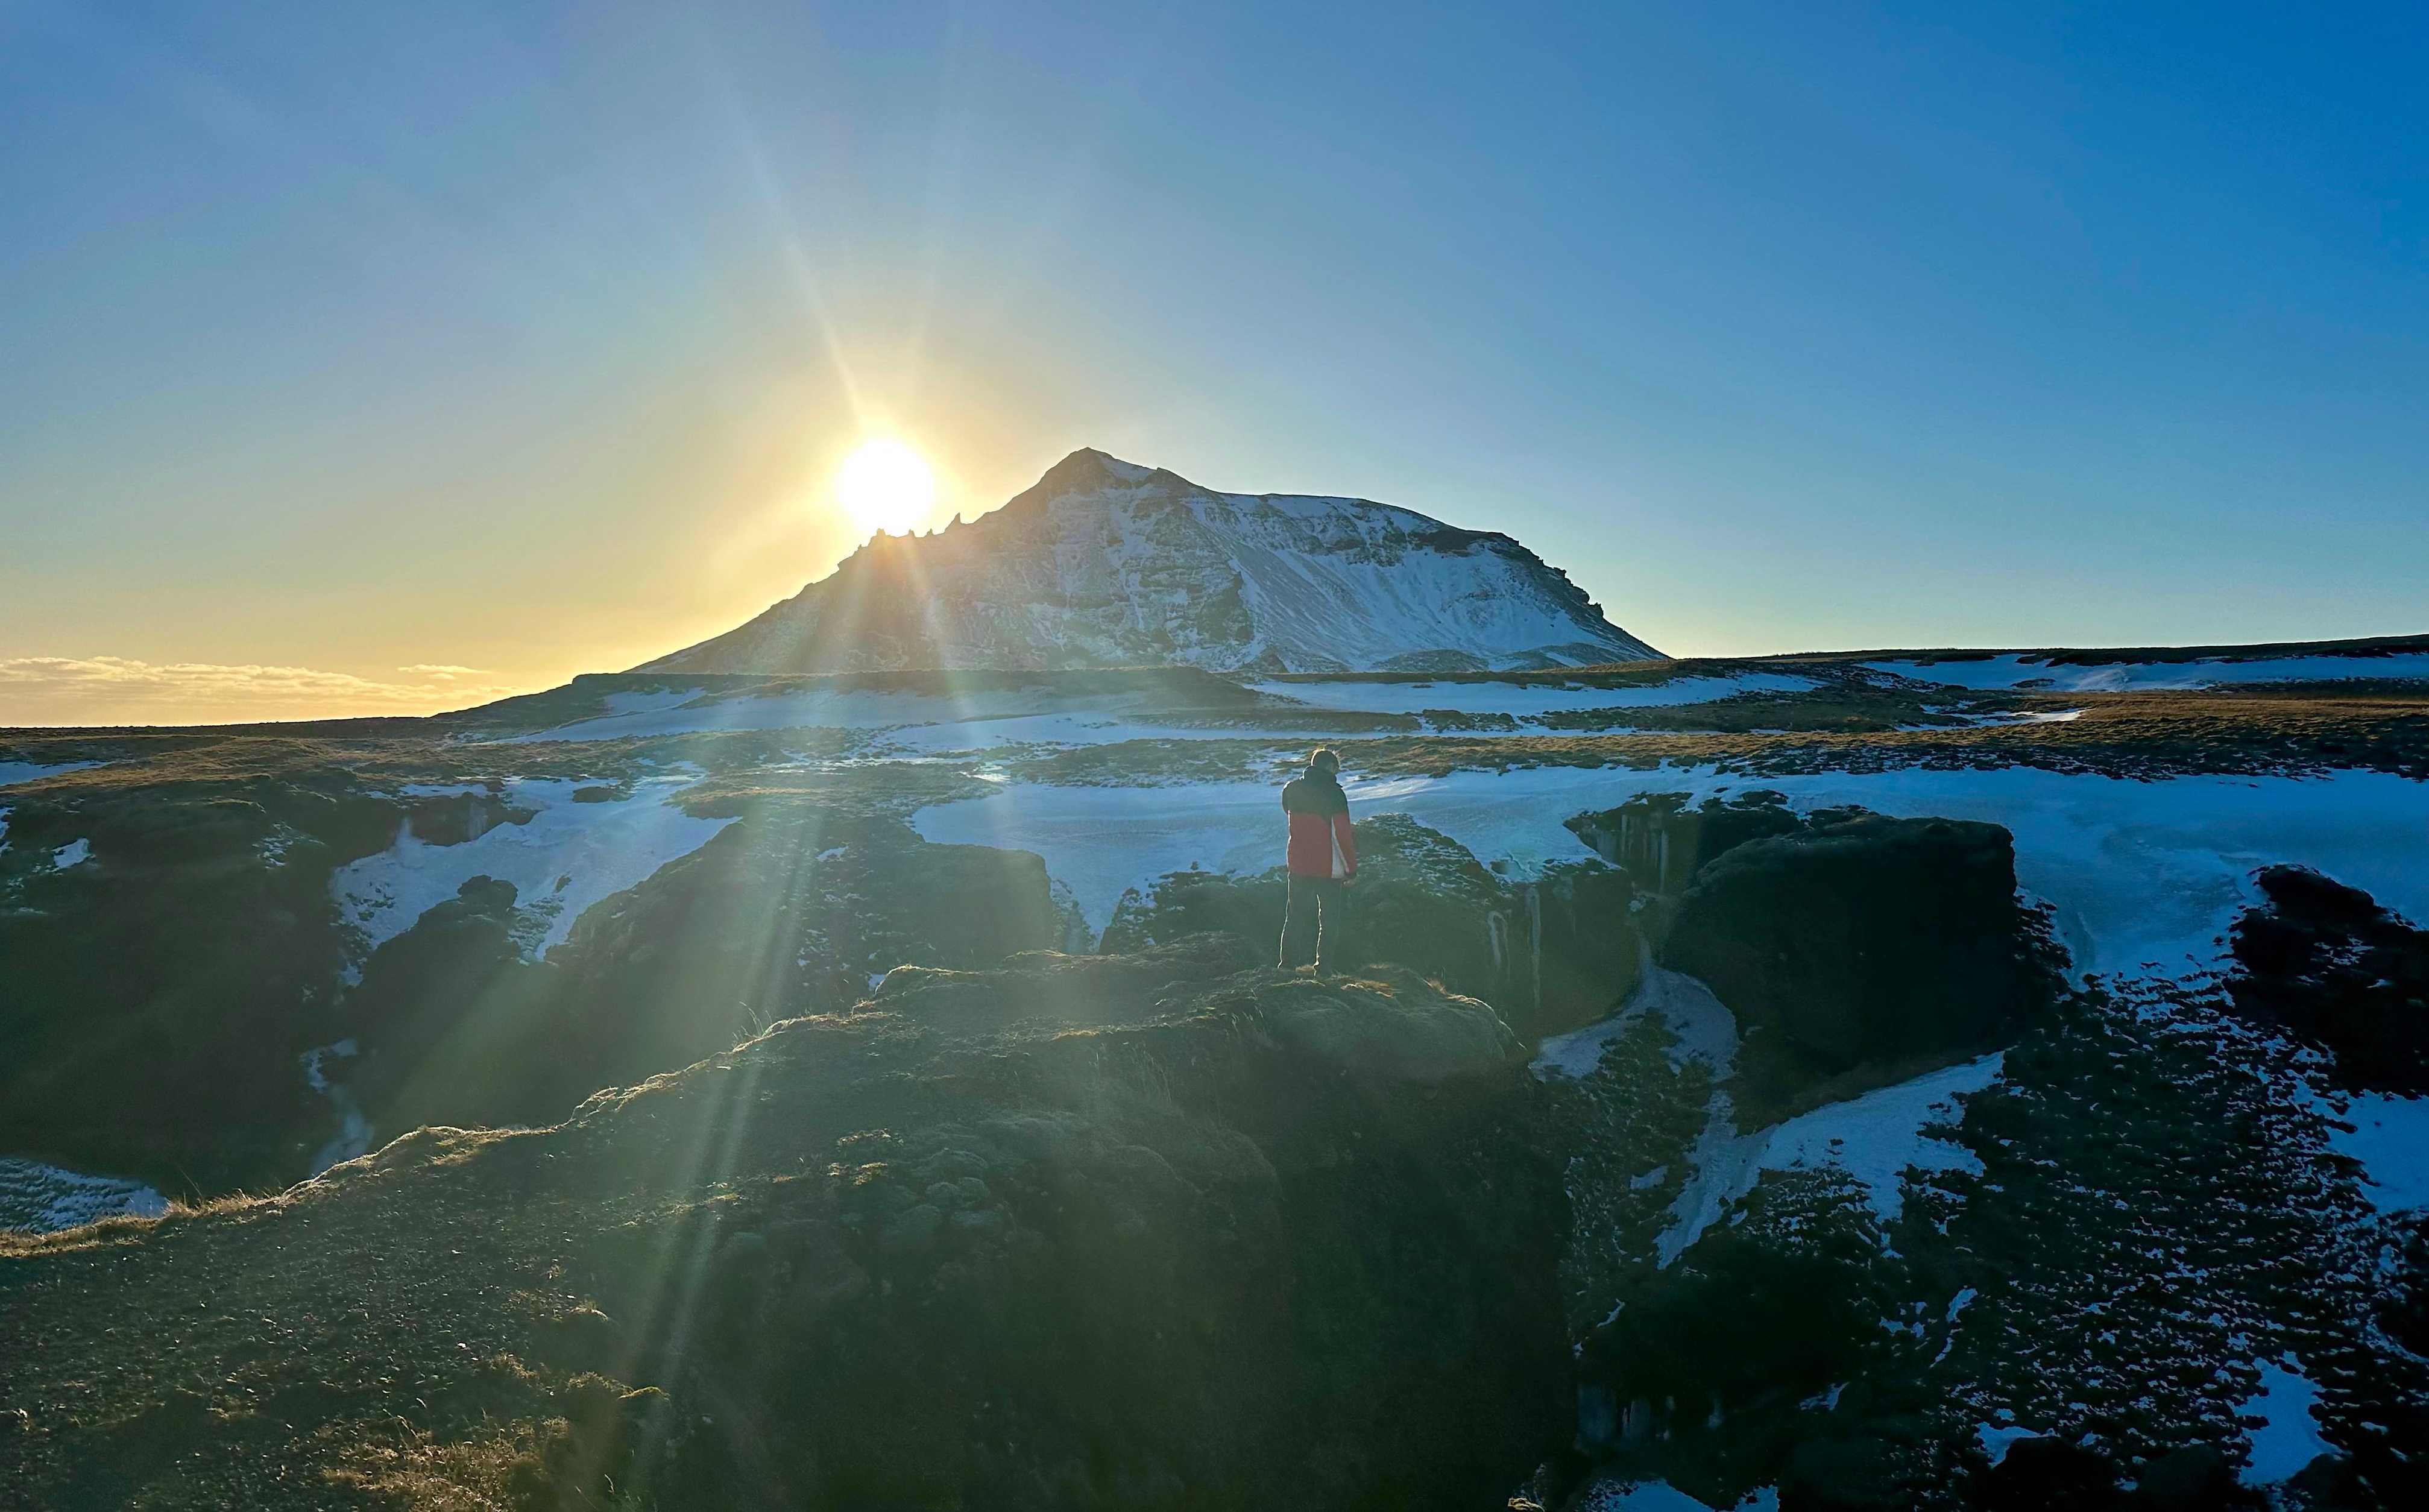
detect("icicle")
[1621,1397,1655,1444]
[1576,1384,1619,1450]
[1527,883,1543,1020]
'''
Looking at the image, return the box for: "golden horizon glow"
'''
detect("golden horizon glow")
[834,438,936,538]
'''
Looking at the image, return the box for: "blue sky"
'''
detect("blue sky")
[2,1,2422,720]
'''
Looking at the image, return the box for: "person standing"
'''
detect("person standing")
[1278,747,1356,972]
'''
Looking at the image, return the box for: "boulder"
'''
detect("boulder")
[2229,866,2429,1094]
[1100,813,1643,1041]
[1661,814,2052,1076]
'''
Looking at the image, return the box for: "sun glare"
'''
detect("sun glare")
[835,438,936,538]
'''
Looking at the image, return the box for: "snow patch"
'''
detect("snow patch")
[1873,651,2429,692]
[1659,1055,2002,1265]
[2322,1092,2429,1212]
[0,759,102,788]
[1976,1423,2038,1466]
[1249,672,1816,719]
[0,1158,169,1233]
[330,775,736,960]
[2236,1356,2333,1484]
[1754,1054,2001,1221]
[910,766,1674,942]
[48,837,90,869]
[1533,960,1736,1081]
[911,781,1283,939]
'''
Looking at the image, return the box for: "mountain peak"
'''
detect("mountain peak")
[638,453,1660,676]
[1036,446,1159,490]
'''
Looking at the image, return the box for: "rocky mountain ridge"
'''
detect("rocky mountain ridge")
[640,449,1660,676]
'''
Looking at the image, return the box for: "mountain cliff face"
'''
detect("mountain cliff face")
[640,449,1660,675]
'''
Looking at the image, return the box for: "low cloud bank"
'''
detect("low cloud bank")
[0,656,524,727]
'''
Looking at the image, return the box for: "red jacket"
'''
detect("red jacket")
[1282,774,1356,879]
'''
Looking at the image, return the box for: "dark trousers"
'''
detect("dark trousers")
[1278,875,1346,971]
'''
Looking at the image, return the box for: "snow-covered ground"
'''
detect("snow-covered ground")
[505,684,1331,749]
[507,672,1821,746]
[916,765,2429,975]
[1704,1056,1998,1224]
[330,775,736,959]
[0,759,102,788]
[0,1157,169,1233]
[1975,1422,2038,1467]
[1645,1055,2000,1267]
[1873,652,2429,692]
[1248,672,1815,717]
[911,780,1284,936]
[2235,1356,2333,1484]
[2320,1092,2429,1213]
[1535,959,1736,1080]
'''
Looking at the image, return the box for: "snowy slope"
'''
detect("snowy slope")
[640,449,1659,676]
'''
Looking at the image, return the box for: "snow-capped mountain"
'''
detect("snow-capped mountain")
[640,449,1660,675]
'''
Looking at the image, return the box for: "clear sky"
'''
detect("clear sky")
[4,1,2424,724]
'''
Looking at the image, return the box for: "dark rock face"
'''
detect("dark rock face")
[2127,1443,2252,1510]
[1970,1437,2120,1511]
[2229,866,2429,1095]
[0,781,379,1190]
[0,947,1573,1511]
[1568,791,1818,896]
[344,821,1077,1138]
[1661,815,2054,1076]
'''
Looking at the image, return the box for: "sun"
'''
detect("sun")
[835,438,936,538]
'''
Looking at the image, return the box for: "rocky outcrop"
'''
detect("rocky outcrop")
[639,449,1659,676]
[0,946,1572,1510]
[2229,866,2429,1095]
[1100,813,1643,1041]
[1660,814,2055,1078]
[1567,791,1816,897]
